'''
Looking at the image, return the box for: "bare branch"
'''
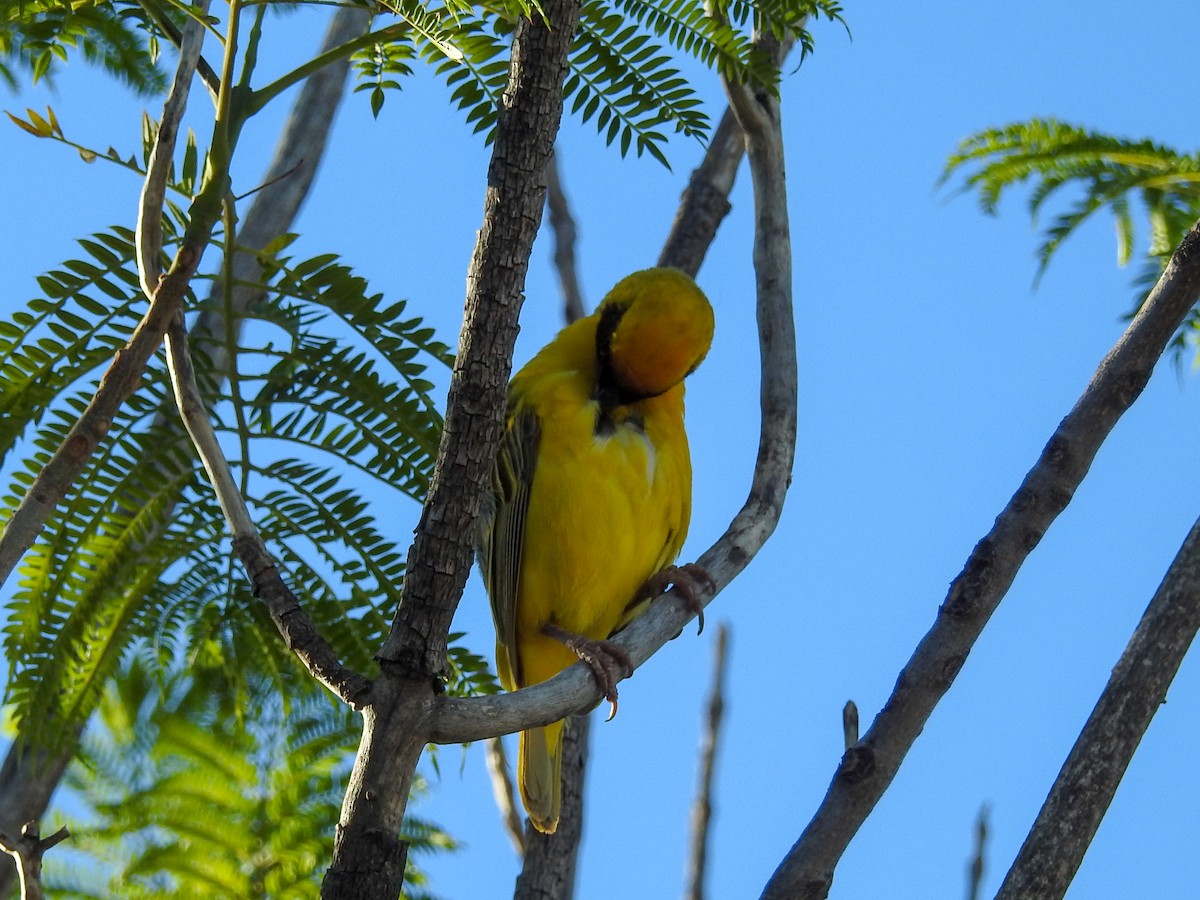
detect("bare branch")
[486,737,527,855]
[137,0,210,298]
[0,822,69,900]
[841,702,858,751]
[163,313,370,705]
[514,714,590,900]
[759,219,1200,900]
[659,108,745,278]
[995,514,1200,899]
[966,804,988,900]
[685,623,730,900]
[545,150,586,323]
[323,1,584,892]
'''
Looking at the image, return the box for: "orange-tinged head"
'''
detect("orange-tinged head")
[595,268,715,402]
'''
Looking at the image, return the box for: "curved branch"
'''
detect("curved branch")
[164,314,370,705]
[428,31,797,745]
[759,219,1200,900]
[137,0,210,298]
[995,514,1200,899]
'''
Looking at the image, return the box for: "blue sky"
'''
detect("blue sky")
[4,2,1200,898]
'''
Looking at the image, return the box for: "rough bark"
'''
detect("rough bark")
[658,108,745,277]
[760,220,1200,899]
[322,1,582,895]
[995,515,1200,899]
[514,714,590,900]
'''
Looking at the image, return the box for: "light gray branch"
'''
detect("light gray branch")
[137,0,210,298]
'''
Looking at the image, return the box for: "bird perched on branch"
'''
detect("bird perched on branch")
[478,266,715,834]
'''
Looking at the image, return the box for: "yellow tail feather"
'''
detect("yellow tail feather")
[518,720,564,834]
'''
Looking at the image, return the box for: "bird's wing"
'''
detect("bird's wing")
[482,402,540,688]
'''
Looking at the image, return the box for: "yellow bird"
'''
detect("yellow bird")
[478,267,715,834]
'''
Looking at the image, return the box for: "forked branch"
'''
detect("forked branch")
[428,27,797,744]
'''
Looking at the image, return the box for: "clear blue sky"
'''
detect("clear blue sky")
[4,2,1200,898]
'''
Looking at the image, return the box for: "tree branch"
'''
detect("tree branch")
[137,0,210,299]
[486,736,527,855]
[759,219,1200,900]
[322,0,583,893]
[0,822,69,900]
[685,623,730,900]
[428,30,796,746]
[658,107,745,277]
[0,14,368,894]
[995,514,1200,899]
[163,313,371,705]
[514,714,590,900]
[545,149,586,324]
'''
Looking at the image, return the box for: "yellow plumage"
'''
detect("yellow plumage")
[478,267,715,834]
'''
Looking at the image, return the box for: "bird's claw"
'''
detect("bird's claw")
[639,562,715,634]
[541,623,634,720]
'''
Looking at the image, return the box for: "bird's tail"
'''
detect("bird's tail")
[518,720,564,834]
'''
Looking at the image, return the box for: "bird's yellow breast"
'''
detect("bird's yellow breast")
[509,366,690,686]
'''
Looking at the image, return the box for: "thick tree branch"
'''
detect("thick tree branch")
[0,822,69,900]
[685,623,730,900]
[514,714,590,900]
[760,220,1200,900]
[995,514,1200,899]
[428,32,796,746]
[322,1,583,894]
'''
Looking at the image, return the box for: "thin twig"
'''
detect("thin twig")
[995,514,1200,899]
[685,623,730,900]
[759,218,1200,900]
[0,822,69,900]
[163,314,370,705]
[485,737,526,854]
[966,803,988,900]
[137,0,210,298]
[842,701,858,750]
[136,0,222,101]
[545,149,586,323]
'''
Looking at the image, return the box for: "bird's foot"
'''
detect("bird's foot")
[541,623,634,721]
[638,563,715,635]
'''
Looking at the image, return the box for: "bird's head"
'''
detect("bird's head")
[595,267,715,403]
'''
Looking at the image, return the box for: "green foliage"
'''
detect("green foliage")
[0,0,166,93]
[45,654,456,898]
[0,219,452,754]
[358,0,847,165]
[941,117,1200,357]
